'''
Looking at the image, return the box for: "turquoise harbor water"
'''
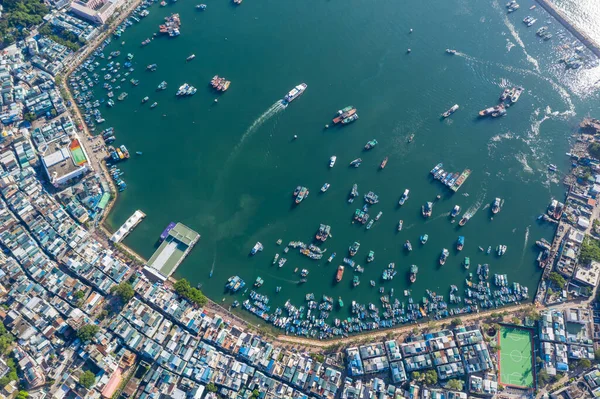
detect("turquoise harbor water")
[89,0,600,327]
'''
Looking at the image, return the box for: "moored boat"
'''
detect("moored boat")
[439,248,449,265]
[350,158,362,168]
[399,189,409,205]
[410,264,418,283]
[336,265,344,282]
[364,139,378,150]
[352,276,360,287]
[367,250,375,262]
[441,104,459,118]
[250,242,263,255]
[380,157,388,169]
[295,187,309,204]
[451,205,461,217]
[405,240,412,251]
[491,197,502,214]
[457,236,465,251]
[463,257,470,269]
[397,220,403,231]
[420,234,428,244]
[422,202,433,218]
[321,183,330,192]
[349,241,360,256]
[329,156,336,168]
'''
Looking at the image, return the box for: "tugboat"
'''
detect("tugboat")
[250,242,263,255]
[405,240,412,251]
[399,189,409,206]
[410,264,418,283]
[329,156,337,168]
[352,276,360,287]
[422,202,433,218]
[380,157,388,169]
[451,205,461,218]
[336,265,344,282]
[457,236,465,251]
[349,241,360,257]
[491,198,502,214]
[459,213,471,226]
[439,248,449,265]
[364,139,378,150]
[441,104,459,118]
[397,220,403,231]
[420,234,428,244]
[367,250,375,262]
[463,257,470,269]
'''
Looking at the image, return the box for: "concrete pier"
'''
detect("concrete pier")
[535,0,600,59]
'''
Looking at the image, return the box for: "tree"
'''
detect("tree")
[446,379,463,391]
[424,369,438,385]
[579,358,592,369]
[110,282,135,303]
[411,371,422,381]
[74,290,85,300]
[79,371,95,389]
[595,348,600,362]
[174,279,207,306]
[206,382,217,393]
[511,317,521,325]
[538,369,550,385]
[580,237,600,264]
[16,391,28,399]
[251,389,260,399]
[524,306,541,321]
[589,143,600,160]
[450,318,463,327]
[76,324,99,342]
[23,112,36,122]
[548,272,566,288]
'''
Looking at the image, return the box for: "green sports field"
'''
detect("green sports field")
[498,326,534,388]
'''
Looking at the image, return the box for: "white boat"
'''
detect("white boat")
[329,156,336,168]
[398,189,409,206]
[282,83,307,105]
[321,183,330,192]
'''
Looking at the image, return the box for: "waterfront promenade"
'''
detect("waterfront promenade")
[536,0,600,58]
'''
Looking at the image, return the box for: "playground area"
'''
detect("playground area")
[498,326,535,389]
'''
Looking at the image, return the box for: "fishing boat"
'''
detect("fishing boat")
[107,99,115,107]
[250,242,263,255]
[254,277,264,287]
[407,134,415,143]
[364,139,378,150]
[295,187,309,204]
[196,4,207,10]
[327,252,336,263]
[349,241,360,257]
[459,213,471,226]
[338,297,344,307]
[478,106,496,117]
[457,236,465,251]
[142,96,149,103]
[150,102,158,108]
[366,220,374,230]
[316,224,331,241]
[186,54,196,61]
[441,104,459,118]
[445,49,457,54]
[405,240,412,251]
[511,87,524,103]
[422,202,433,218]
[380,157,388,169]
[350,158,362,168]
[420,234,428,244]
[450,205,461,218]
[352,276,360,287]
[492,197,502,214]
[367,250,375,262]
[282,83,307,105]
[336,265,344,282]
[233,0,242,4]
[497,245,507,256]
[272,254,279,265]
[117,92,128,101]
[157,81,167,90]
[548,164,557,172]
[333,106,357,124]
[342,114,359,124]
[397,220,403,231]
[364,191,379,204]
[329,156,336,168]
[321,183,330,192]
[278,258,287,268]
[463,257,470,269]
[147,64,157,71]
[439,248,449,265]
[410,264,418,283]
[399,189,409,205]
[375,211,382,221]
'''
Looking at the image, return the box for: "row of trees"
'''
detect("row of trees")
[174,279,208,306]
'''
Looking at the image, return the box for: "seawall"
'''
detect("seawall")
[535,0,600,58]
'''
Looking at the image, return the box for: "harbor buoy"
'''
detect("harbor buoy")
[407,48,412,53]
[214,98,218,103]
[409,28,413,33]
[436,194,441,200]
[325,124,329,129]
[293,135,298,140]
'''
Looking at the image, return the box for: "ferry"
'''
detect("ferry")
[187,54,196,61]
[420,234,428,244]
[336,265,344,282]
[349,241,360,257]
[399,189,409,205]
[380,157,388,169]
[450,205,461,217]
[439,248,449,265]
[491,198,502,214]
[441,104,459,118]
[397,220,403,231]
[160,222,176,241]
[329,156,337,168]
[250,242,263,255]
[364,139,378,150]
[282,83,307,105]
[457,236,465,251]
[459,213,471,226]
[422,202,433,218]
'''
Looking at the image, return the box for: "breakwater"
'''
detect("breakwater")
[536,0,600,58]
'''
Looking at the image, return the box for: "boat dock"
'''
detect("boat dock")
[110,210,146,243]
[535,0,600,59]
[143,222,200,281]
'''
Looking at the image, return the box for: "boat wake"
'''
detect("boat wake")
[210,251,216,276]
[236,101,286,150]
[521,225,530,263]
